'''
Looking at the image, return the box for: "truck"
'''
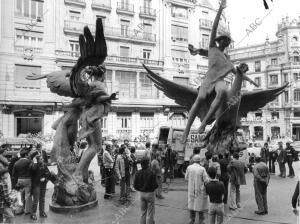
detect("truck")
[154,126,249,175]
[155,126,206,176]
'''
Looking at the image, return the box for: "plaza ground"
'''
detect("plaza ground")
[14,158,300,224]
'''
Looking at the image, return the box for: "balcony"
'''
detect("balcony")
[64,0,86,7]
[105,26,156,43]
[55,50,164,67]
[64,20,95,34]
[91,0,111,12]
[116,2,134,16]
[199,19,213,29]
[139,7,156,20]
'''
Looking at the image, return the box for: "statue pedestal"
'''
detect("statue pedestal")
[49,200,98,213]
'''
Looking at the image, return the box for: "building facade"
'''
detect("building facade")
[0,0,229,141]
[229,16,300,141]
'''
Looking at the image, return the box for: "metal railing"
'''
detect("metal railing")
[64,0,86,6]
[55,50,164,66]
[117,2,134,12]
[139,7,156,17]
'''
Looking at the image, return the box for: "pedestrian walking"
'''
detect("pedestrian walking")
[163,145,177,182]
[103,144,114,199]
[205,166,225,224]
[12,148,34,215]
[185,155,209,224]
[144,142,152,161]
[277,142,287,178]
[0,170,14,224]
[253,157,270,215]
[151,153,164,199]
[260,143,269,164]
[130,146,137,192]
[134,158,158,224]
[189,147,201,165]
[285,142,295,177]
[30,151,53,220]
[268,148,278,174]
[227,152,246,210]
[218,153,230,204]
[115,145,131,203]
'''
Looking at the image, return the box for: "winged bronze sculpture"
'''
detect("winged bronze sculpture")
[26,18,117,207]
[143,64,287,154]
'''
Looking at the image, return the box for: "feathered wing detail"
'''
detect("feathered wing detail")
[239,83,288,117]
[70,18,107,97]
[142,64,198,110]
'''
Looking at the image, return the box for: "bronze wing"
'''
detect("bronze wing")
[239,83,288,117]
[70,18,107,97]
[143,64,206,115]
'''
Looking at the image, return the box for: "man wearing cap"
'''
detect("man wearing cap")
[253,156,270,215]
[12,148,35,215]
[227,152,246,210]
[182,0,258,143]
[285,142,296,177]
[185,155,209,224]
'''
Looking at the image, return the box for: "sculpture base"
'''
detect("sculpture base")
[49,200,98,213]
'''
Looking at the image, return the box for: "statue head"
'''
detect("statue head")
[215,32,231,50]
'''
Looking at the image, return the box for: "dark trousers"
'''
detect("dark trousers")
[287,158,295,176]
[220,178,229,204]
[254,180,268,213]
[120,173,130,199]
[164,164,174,182]
[31,181,47,215]
[100,164,105,185]
[268,159,276,173]
[104,168,114,196]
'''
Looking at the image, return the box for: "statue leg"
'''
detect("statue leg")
[198,81,227,133]
[182,95,204,143]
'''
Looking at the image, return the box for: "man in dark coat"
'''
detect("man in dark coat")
[277,142,286,178]
[218,152,230,204]
[285,142,295,177]
[227,152,246,210]
[253,157,270,215]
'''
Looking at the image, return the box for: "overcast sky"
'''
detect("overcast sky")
[223,0,300,47]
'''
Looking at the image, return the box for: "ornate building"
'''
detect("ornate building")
[229,16,300,141]
[0,0,229,141]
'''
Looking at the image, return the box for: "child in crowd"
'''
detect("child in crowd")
[205,166,225,224]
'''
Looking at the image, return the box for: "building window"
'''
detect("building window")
[101,117,107,129]
[15,30,43,48]
[143,49,151,59]
[140,112,154,130]
[294,111,300,117]
[294,89,300,102]
[254,126,264,140]
[140,73,159,99]
[284,91,289,103]
[254,77,261,87]
[170,113,187,127]
[269,74,278,85]
[294,73,300,81]
[283,73,288,83]
[69,10,81,21]
[115,71,136,98]
[171,25,188,42]
[15,64,41,89]
[293,51,300,62]
[96,15,106,27]
[117,112,132,139]
[15,0,43,19]
[171,5,188,19]
[200,34,209,49]
[171,50,189,63]
[105,70,112,94]
[69,40,79,53]
[255,112,262,119]
[271,126,280,139]
[292,36,298,45]
[173,77,189,86]
[202,11,209,19]
[242,80,246,88]
[120,20,130,37]
[271,58,278,65]
[271,112,279,119]
[120,46,130,58]
[255,61,261,72]
[15,111,43,136]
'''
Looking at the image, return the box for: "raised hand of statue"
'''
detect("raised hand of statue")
[188,44,198,55]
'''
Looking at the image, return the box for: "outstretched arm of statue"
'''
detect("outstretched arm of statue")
[209,0,226,48]
[188,44,208,57]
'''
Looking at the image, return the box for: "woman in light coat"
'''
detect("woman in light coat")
[185,155,209,224]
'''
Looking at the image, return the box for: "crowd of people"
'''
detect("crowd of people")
[0,144,56,223]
